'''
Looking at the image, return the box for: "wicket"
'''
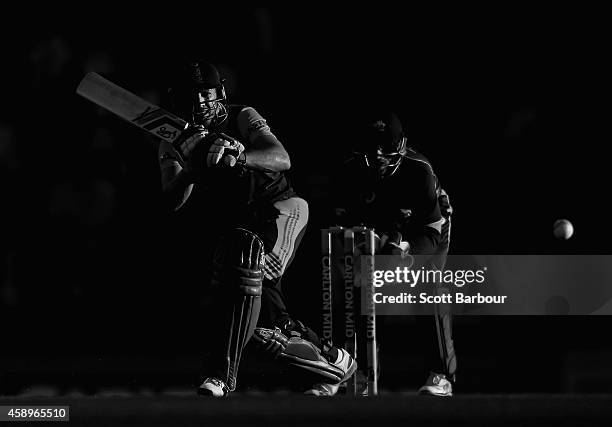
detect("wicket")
[321,226,378,396]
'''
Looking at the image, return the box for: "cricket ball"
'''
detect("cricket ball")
[553,219,574,240]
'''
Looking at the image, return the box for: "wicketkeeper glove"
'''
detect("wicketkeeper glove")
[380,231,411,256]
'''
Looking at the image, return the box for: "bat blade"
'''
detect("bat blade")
[76,72,188,143]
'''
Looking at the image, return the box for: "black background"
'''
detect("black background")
[0,7,610,394]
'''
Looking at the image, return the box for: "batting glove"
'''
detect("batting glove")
[178,128,209,160]
[206,133,246,168]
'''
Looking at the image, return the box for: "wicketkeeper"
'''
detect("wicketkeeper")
[334,109,457,396]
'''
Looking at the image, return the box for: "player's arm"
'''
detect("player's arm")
[410,218,443,255]
[396,169,443,255]
[158,140,194,211]
[236,107,290,172]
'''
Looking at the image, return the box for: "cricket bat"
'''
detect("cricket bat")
[76,72,189,144]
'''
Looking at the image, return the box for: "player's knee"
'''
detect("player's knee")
[212,228,265,296]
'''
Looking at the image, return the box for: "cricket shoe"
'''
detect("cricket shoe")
[197,377,229,397]
[304,382,339,397]
[304,347,358,397]
[418,372,453,397]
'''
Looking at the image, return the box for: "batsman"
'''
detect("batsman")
[157,60,356,397]
[334,109,457,396]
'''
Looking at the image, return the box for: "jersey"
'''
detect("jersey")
[336,147,443,254]
[213,104,295,205]
[160,104,295,228]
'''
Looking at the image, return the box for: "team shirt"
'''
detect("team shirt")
[159,104,295,225]
[337,147,444,254]
[216,104,295,204]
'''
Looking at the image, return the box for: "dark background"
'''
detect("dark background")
[1,7,610,395]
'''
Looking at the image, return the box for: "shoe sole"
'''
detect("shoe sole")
[304,361,358,398]
[197,387,226,398]
[418,388,453,397]
[304,385,339,397]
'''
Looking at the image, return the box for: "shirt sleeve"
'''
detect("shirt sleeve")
[236,106,276,143]
[413,166,442,227]
[399,166,443,255]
